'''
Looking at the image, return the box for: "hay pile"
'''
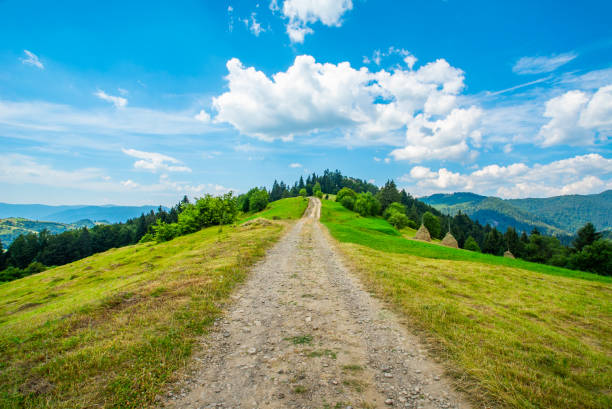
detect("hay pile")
[504,250,515,259]
[414,224,431,241]
[241,218,273,228]
[441,232,459,248]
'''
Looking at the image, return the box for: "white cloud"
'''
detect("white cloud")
[363,47,416,68]
[513,52,577,75]
[122,148,192,173]
[194,109,211,123]
[276,0,353,43]
[538,85,612,146]
[289,162,302,168]
[213,54,480,161]
[243,12,265,36]
[94,90,128,108]
[400,154,612,198]
[20,50,44,69]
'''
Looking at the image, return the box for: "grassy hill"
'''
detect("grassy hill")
[0,218,97,247]
[0,197,306,409]
[420,190,612,238]
[320,199,612,409]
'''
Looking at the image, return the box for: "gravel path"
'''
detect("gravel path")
[166,198,471,409]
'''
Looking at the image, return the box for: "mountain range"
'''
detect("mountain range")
[0,203,164,224]
[420,190,612,240]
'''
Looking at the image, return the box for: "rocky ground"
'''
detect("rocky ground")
[164,198,471,409]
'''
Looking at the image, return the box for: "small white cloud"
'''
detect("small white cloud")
[289,162,302,168]
[373,156,381,162]
[513,52,577,75]
[195,109,211,122]
[118,88,129,96]
[276,0,353,43]
[122,148,191,173]
[95,90,128,108]
[243,12,265,36]
[21,50,44,69]
[120,179,140,189]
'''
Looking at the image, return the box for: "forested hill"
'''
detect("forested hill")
[420,190,612,237]
[0,218,97,247]
[0,203,164,224]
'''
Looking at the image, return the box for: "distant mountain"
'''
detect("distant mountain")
[0,203,163,224]
[0,218,99,247]
[420,190,612,238]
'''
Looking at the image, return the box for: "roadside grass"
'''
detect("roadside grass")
[240,197,308,223]
[321,200,612,409]
[321,200,611,283]
[0,221,285,409]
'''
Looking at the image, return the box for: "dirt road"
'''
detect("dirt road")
[166,198,470,409]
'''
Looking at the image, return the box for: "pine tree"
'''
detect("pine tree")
[573,222,602,252]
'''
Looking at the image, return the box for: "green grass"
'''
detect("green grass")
[321,200,612,409]
[240,196,309,223]
[321,200,611,283]
[0,221,286,409]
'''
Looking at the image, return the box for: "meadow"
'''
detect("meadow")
[0,198,305,409]
[321,199,612,409]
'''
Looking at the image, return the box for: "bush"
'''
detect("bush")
[248,188,269,212]
[383,202,406,220]
[422,211,441,239]
[315,190,323,199]
[464,236,481,252]
[152,220,179,243]
[336,187,356,203]
[406,219,417,229]
[569,239,612,276]
[354,192,381,217]
[299,188,308,197]
[387,212,410,229]
[138,233,155,243]
[340,196,355,210]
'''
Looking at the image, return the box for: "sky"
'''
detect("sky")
[1,0,611,206]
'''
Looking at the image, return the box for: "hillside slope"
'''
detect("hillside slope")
[320,200,612,409]
[420,190,611,237]
[0,198,307,409]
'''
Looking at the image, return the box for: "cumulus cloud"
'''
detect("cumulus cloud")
[538,85,612,146]
[213,54,480,161]
[20,50,44,69]
[194,109,211,122]
[275,0,353,43]
[400,154,612,198]
[95,90,128,108]
[513,52,577,75]
[122,148,192,173]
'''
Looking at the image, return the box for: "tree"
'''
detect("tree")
[354,192,381,216]
[482,228,505,256]
[376,180,401,210]
[336,187,356,203]
[299,188,308,197]
[422,212,441,239]
[504,227,524,258]
[383,202,406,219]
[573,222,602,252]
[340,196,355,210]
[249,188,269,212]
[0,239,6,271]
[388,212,410,229]
[569,239,612,276]
[464,236,481,252]
[313,182,322,196]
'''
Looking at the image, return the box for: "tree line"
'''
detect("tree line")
[0,171,609,282]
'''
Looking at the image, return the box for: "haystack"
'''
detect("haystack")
[414,224,431,241]
[441,232,459,248]
[504,250,515,259]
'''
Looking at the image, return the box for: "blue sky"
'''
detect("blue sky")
[1,0,611,205]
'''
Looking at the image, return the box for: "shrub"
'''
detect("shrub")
[248,188,269,212]
[336,187,356,203]
[138,233,155,243]
[464,236,481,252]
[354,192,381,217]
[152,220,179,243]
[299,188,308,197]
[387,212,410,229]
[383,202,406,220]
[422,211,441,239]
[315,190,323,199]
[340,196,355,210]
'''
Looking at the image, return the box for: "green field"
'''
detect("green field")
[240,196,309,223]
[0,198,303,409]
[321,199,612,409]
[322,200,611,283]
